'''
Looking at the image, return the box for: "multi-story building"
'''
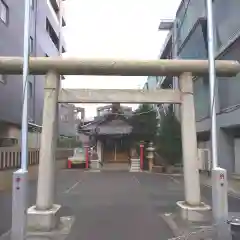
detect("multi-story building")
[0,0,77,147]
[146,0,240,174]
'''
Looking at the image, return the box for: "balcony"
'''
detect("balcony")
[154,103,170,120]
[176,0,206,47]
[156,76,173,89]
[46,18,59,50]
[156,76,166,88]
[62,17,66,27]
[49,0,59,14]
[48,0,67,27]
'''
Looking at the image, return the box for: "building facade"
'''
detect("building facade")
[147,0,240,174]
[0,0,77,146]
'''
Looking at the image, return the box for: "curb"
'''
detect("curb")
[161,213,216,240]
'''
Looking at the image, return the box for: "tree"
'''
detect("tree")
[130,104,157,142]
[129,104,157,170]
[156,107,182,165]
[130,104,182,166]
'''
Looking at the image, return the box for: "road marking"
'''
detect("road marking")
[132,175,140,184]
[64,179,82,194]
[168,176,180,184]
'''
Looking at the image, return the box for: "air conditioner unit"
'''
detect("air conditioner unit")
[197,148,211,171]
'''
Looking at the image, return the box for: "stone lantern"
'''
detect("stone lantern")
[146,142,155,171]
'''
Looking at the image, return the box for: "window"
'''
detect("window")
[214,0,240,51]
[29,37,34,54]
[0,0,8,25]
[28,82,33,99]
[176,0,205,46]
[0,75,7,84]
[178,22,208,60]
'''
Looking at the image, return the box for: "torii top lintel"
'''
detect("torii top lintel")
[0,57,239,77]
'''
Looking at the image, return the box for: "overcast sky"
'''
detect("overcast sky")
[62,0,181,119]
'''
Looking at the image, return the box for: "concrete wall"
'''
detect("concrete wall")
[0,147,73,190]
[0,158,67,191]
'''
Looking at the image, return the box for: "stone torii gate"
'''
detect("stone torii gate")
[1,57,240,233]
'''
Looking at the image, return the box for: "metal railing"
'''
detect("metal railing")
[0,147,73,170]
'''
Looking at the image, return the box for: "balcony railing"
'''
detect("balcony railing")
[49,0,59,14]
[156,76,167,88]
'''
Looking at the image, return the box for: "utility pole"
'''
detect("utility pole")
[11,0,31,240]
[205,0,228,237]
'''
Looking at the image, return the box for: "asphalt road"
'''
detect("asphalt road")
[0,171,240,240]
[0,171,178,239]
[61,171,176,240]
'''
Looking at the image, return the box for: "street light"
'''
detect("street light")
[205,0,228,233]
[11,0,31,240]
